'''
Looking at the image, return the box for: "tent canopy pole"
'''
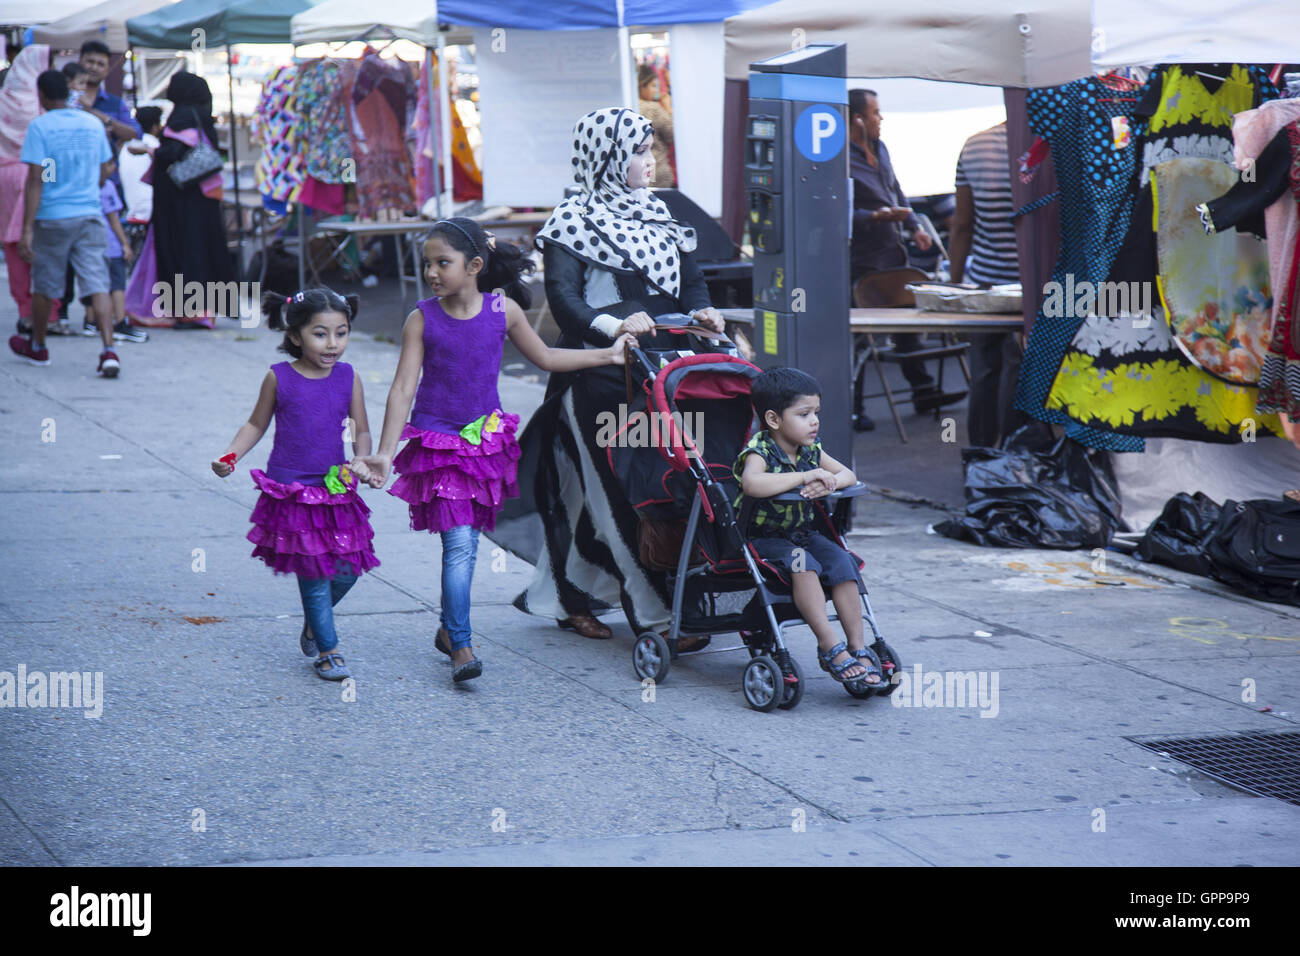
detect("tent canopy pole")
[617,1,633,108]
[437,32,451,216]
[293,42,305,292]
[127,45,138,109]
[227,42,242,269]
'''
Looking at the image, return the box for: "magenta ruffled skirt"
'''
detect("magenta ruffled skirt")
[247,469,380,578]
[389,416,521,534]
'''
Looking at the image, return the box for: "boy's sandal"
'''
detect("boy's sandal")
[453,653,483,683]
[314,653,351,681]
[818,641,869,684]
[850,645,886,685]
[300,622,319,658]
[557,615,613,639]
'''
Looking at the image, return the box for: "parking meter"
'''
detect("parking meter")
[746,43,851,462]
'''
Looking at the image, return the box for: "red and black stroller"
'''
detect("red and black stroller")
[608,315,902,711]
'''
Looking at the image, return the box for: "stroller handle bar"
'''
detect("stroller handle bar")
[626,321,736,350]
[769,481,870,502]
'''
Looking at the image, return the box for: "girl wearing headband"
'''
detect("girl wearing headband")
[358,217,635,683]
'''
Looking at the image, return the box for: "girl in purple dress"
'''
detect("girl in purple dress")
[363,218,634,683]
[212,288,378,682]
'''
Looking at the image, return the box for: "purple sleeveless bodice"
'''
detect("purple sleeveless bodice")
[410,293,506,434]
[265,361,353,486]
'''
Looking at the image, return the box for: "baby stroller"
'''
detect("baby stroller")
[609,316,903,711]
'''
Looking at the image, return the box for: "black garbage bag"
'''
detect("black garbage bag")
[1135,492,1222,577]
[935,426,1124,548]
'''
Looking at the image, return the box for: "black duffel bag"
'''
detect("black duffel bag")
[1204,498,1300,605]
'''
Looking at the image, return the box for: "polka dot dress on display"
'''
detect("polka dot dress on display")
[1014,73,1147,452]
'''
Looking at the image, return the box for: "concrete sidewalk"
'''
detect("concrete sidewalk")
[2,276,1299,866]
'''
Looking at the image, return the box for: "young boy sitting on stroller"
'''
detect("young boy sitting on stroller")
[733,366,885,688]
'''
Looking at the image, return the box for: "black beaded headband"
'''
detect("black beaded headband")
[435,219,482,259]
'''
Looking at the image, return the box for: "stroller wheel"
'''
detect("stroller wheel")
[871,640,902,697]
[777,655,803,711]
[632,631,671,684]
[742,656,783,712]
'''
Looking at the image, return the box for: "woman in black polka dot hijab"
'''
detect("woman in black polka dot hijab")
[536,107,698,298]
[486,106,723,651]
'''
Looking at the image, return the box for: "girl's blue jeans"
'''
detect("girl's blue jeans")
[296,561,357,654]
[440,525,479,650]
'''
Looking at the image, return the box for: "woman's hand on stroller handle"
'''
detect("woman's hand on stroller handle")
[615,312,655,336]
[689,307,725,333]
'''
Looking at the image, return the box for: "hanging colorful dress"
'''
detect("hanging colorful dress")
[295,59,352,214]
[349,51,417,219]
[1015,72,1146,452]
[1204,98,1300,421]
[1044,64,1281,444]
[252,64,303,215]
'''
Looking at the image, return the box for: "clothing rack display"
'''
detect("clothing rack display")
[1016,62,1294,451]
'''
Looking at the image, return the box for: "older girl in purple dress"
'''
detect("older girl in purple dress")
[212,288,378,681]
[362,218,634,683]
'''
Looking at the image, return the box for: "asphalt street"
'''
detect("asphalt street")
[2,273,1299,867]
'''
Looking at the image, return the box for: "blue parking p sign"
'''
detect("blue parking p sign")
[794,105,844,162]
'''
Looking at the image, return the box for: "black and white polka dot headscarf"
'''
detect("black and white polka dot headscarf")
[537,107,696,298]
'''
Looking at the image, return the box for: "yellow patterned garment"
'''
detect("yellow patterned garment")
[1148,64,1254,133]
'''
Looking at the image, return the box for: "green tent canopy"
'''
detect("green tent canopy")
[127,0,321,49]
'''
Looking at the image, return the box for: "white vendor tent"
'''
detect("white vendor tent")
[0,0,98,26]
[723,0,1092,87]
[31,0,175,53]
[1092,0,1300,71]
[725,0,1300,88]
[289,0,472,46]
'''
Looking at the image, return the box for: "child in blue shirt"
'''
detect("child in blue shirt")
[733,366,884,688]
[79,180,145,342]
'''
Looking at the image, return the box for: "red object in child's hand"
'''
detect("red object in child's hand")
[220,453,237,470]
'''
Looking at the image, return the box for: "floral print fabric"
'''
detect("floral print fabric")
[295,59,352,185]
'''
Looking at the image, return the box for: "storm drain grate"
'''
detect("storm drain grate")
[1127,729,1300,806]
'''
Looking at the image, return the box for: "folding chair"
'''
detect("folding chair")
[852,268,970,443]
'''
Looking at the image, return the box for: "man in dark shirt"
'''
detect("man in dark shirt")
[848,89,942,429]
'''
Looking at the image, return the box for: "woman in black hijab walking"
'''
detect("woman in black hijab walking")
[490,107,725,647]
[137,71,233,328]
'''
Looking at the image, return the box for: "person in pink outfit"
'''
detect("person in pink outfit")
[0,45,59,329]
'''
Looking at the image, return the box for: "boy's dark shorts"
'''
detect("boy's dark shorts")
[750,529,858,586]
[106,256,126,292]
